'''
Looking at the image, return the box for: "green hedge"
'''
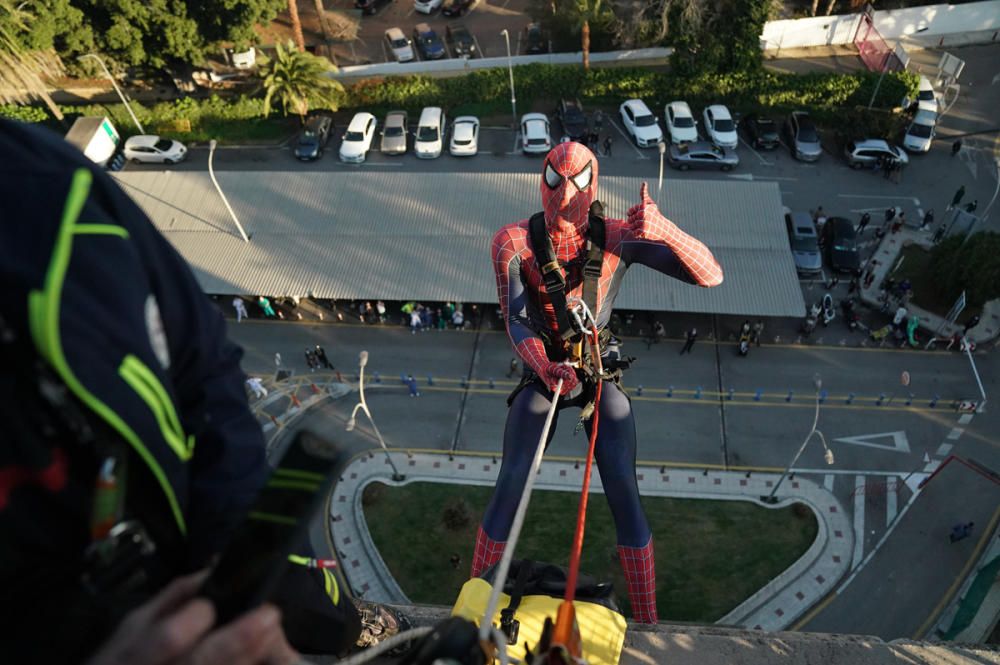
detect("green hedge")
[0,104,51,123]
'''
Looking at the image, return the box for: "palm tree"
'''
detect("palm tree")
[261,40,345,123]
[0,1,65,122]
[313,0,332,42]
[287,0,305,52]
[571,0,614,71]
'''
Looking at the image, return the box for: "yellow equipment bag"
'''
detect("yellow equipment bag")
[451,560,627,665]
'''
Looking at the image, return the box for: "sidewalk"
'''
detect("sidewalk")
[328,449,853,631]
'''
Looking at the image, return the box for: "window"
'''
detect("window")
[909,123,933,138]
[417,126,439,142]
[345,131,364,142]
[154,139,173,151]
[714,119,734,132]
[635,114,656,128]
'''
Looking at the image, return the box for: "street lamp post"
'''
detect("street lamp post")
[78,54,145,134]
[500,29,517,129]
[963,339,988,414]
[658,141,667,196]
[762,375,834,504]
[346,351,405,482]
[207,140,250,244]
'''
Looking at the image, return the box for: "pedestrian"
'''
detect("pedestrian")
[921,209,934,231]
[258,295,276,318]
[506,357,519,378]
[812,206,825,224]
[963,315,981,335]
[949,521,974,543]
[305,347,318,371]
[892,305,908,328]
[452,308,465,330]
[848,276,859,294]
[680,327,698,354]
[407,374,420,397]
[436,307,447,330]
[603,135,613,157]
[245,376,268,399]
[751,320,764,347]
[857,212,871,235]
[863,270,876,290]
[274,352,282,368]
[965,199,978,214]
[951,138,962,157]
[376,300,387,323]
[593,109,604,133]
[891,211,904,233]
[884,206,896,224]
[410,309,422,334]
[932,224,947,243]
[949,185,966,211]
[882,157,893,179]
[315,345,333,369]
[233,296,249,322]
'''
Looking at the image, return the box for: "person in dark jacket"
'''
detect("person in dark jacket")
[0,120,401,663]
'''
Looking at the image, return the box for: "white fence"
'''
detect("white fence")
[762,0,1000,51]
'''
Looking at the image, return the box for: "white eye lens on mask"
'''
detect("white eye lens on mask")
[570,163,592,191]
[544,163,562,189]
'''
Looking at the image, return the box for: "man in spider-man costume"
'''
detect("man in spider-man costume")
[471,142,723,623]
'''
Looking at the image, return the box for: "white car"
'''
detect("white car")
[521,113,551,154]
[339,112,377,163]
[123,135,187,164]
[449,116,479,156]
[619,99,663,148]
[664,101,698,144]
[384,27,414,63]
[914,75,938,114]
[902,109,936,153]
[702,104,738,149]
[414,0,442,13]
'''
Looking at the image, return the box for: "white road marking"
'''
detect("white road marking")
[923,459,940,473]
[904,473,927,493]
[739,137,773,165]
[839,483,920,591]
[852,475,865,570]
[833,431,911,453]
[958,414,974,425]
[824,474,834,492]
[936,442,953,457]
[511,131,521,154]
[790,468,910,476]
[754,175,798,181]
[726,173,753,181]
[946,427,964,440]
[887,478,898,525]
[608,118,647,159]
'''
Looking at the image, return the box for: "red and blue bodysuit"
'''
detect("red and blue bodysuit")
[470,142,723,623]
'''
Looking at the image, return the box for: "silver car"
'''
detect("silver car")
[785,210,822,276]
[667,141,738,171]
[380,111,408,155]
[785,111,822,162]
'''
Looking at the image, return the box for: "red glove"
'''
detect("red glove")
[539,362,579,396]
[626,182,668,236]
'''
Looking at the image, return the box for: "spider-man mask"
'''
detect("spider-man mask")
[540,142,598,234]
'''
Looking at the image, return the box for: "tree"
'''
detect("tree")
[287,0,305,52]
[0,1,66,121]
[260,40,344,122]
[928,232,1000,309]
[570,0,615,71]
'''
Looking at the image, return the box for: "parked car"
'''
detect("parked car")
[619,99,663,148]
[441,0,478,16]
[664,101,697,144]
[339,112,377,163]
[844,138,909,169]
[702,104,738,149]
[785,209,822,276]
[445,23,476,58]
[384,27,414,62]
[785,111,822,162]
[524,23,547,54]
[415,106,446,159]
[355,0,392,15]
[902,110,936,153]
[742,113,780,150]
[521,113,551,154]
[414,0,442,13]
[449,116,480,156]
[824,217,861,274]
[412,23,446,60]
[293,115,333,161]
[556,98,587,142]
[666,141,738,171]
[908,75,938,114]
[123,135,187,164]
[380,110,408,155]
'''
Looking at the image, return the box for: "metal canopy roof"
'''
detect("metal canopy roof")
[112,171,805,317]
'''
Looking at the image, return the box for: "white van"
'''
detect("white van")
[414,107,445,159]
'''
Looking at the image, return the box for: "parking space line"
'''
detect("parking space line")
[607,118,648,160]
[886,480,898,524]
[739,137,773,166]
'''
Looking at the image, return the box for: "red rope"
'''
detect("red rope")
[563,323,603,604]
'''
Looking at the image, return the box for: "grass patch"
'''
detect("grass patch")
[890,244,980,325]
[363,481,817,622]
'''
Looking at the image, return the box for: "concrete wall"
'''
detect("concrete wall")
[762,1,1000,51]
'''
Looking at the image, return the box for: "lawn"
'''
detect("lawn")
[890,245,980,325]
[362,481,818,622]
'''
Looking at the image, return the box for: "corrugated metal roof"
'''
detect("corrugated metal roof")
[112,171,805,316]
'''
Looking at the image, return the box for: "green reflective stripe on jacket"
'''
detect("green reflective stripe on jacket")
[74,223,130,238]
[27,167,186,535]
[119,354,194,461]
[322,568,340,605]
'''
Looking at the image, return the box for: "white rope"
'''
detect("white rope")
[332,625,433,665]
[478,377,565,644]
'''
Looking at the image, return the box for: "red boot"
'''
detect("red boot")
[470,525,506,578]
[618,537,658,623]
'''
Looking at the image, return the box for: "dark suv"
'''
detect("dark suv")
[445,23,476,58]
[556,98,587,141]
[525,23,547,54]
[294,115,333,161]
[355,0,392,15]
[441,0,478,17]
